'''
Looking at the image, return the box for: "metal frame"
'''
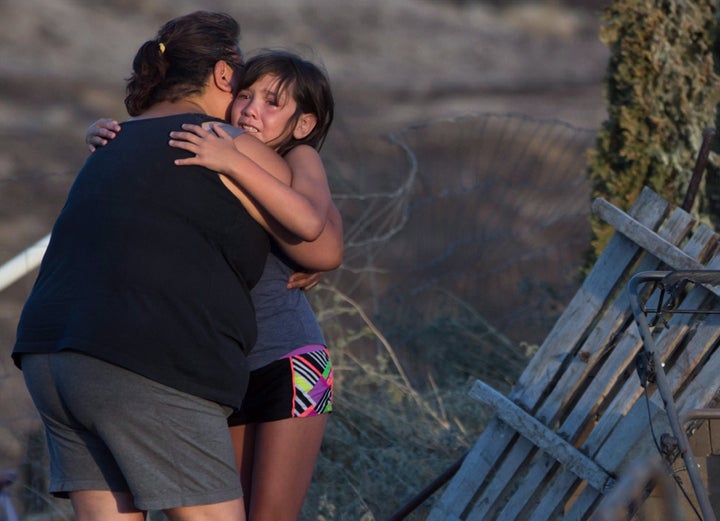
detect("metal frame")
[627,270,720,521]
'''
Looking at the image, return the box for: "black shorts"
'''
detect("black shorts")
[229,345,333,425]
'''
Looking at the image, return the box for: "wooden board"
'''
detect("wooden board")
[428,187,720,521]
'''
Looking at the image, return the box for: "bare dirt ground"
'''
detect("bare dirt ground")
[0,0,610,482]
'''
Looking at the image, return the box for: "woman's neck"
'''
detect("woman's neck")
[134,98,210,120]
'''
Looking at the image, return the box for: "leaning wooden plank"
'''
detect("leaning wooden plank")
[531,290,714,520]
[426,419,519,521]
[558,257,713,443]
[442,191,674,520]
[579,304,711,468]
[592,198,708,274]
[530,469,586,521]
[433,273,640,517]
[591,308,720,473]
[585,253,720,463]
[563,336,720,519]
[469,380,614,492]
[494,455,565,521]
[488,203,707,520]
[429,189,671,520]
[673,323,720,415]
[537,209,699,439]
[561,480,602,521]
[464,434,539,520]
[512,188,671,409]
[509,330,645,521]
[572,238,717,450]
[473,204,699,520]
[557,272,720,520]
[677,222,720,263]
[488,313,639,520]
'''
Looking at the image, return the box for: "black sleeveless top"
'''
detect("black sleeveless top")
[13,114,269,408]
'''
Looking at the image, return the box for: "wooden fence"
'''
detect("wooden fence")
[427,186,720,520]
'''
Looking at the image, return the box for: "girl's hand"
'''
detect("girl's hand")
[86,118,121,152]
[169,123,241,173]
[286,271,322,291]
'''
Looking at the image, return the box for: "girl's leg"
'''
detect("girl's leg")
[230,423,257,513]
[247,415,329,521]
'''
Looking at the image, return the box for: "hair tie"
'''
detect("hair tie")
[158,42,166,54]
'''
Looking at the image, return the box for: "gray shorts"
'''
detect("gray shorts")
[21,351,241,511]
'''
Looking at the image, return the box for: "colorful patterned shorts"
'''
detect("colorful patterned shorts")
[228,345,333,425]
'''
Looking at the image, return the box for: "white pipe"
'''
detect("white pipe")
[0,234,50,292]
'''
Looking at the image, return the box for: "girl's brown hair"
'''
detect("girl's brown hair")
[238,50,334,156]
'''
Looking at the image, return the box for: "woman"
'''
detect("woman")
[12,11,300,521]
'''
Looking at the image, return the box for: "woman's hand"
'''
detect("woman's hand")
[286,271,323,291]
[169,123,242,173]
[86,118,121,152]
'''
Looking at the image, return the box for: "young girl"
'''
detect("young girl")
[88,49,341,521]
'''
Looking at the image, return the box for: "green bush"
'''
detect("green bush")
[586,0,720,263]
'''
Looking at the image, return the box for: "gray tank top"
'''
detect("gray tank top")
[247,248,326,370]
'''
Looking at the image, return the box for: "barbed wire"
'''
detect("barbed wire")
[0,112,598,520]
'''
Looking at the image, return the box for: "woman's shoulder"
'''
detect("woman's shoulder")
[122,113,223,127]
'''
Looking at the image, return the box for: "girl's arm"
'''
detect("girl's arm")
[87,119,343,272]
[278,201,343,272]
[86,118,121,152]
[210,134,343,272]
[168,124,343,271]
[273,146,343,271]
[170,124,328,241]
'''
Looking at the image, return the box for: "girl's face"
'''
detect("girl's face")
[230,73,298,148]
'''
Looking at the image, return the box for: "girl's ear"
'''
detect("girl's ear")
[213,60,235,93]
[293,113,317,140]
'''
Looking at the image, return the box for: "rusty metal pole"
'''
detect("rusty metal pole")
[681,128,716,212]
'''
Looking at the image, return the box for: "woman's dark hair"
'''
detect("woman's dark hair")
[239,50,334,156]
[125,11,244,116]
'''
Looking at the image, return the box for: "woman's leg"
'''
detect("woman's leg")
[69,490,145,521]
[163,498,246,521]
[247,415,328,521]
[25,352,243,517]
[70,482,246,521]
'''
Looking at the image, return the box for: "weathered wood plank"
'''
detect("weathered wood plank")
[435,190,675,520]
[589,264,720,465]
[426,420,518,521]
[469,380,613,492]
[464,202,698,520]
[429,188,720,521]
[509,206,713,519]
[532,315,720,519]
[536,291,720,520]
[591,313,720,473]
[592,198,704,272]
[512,188,671,409]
